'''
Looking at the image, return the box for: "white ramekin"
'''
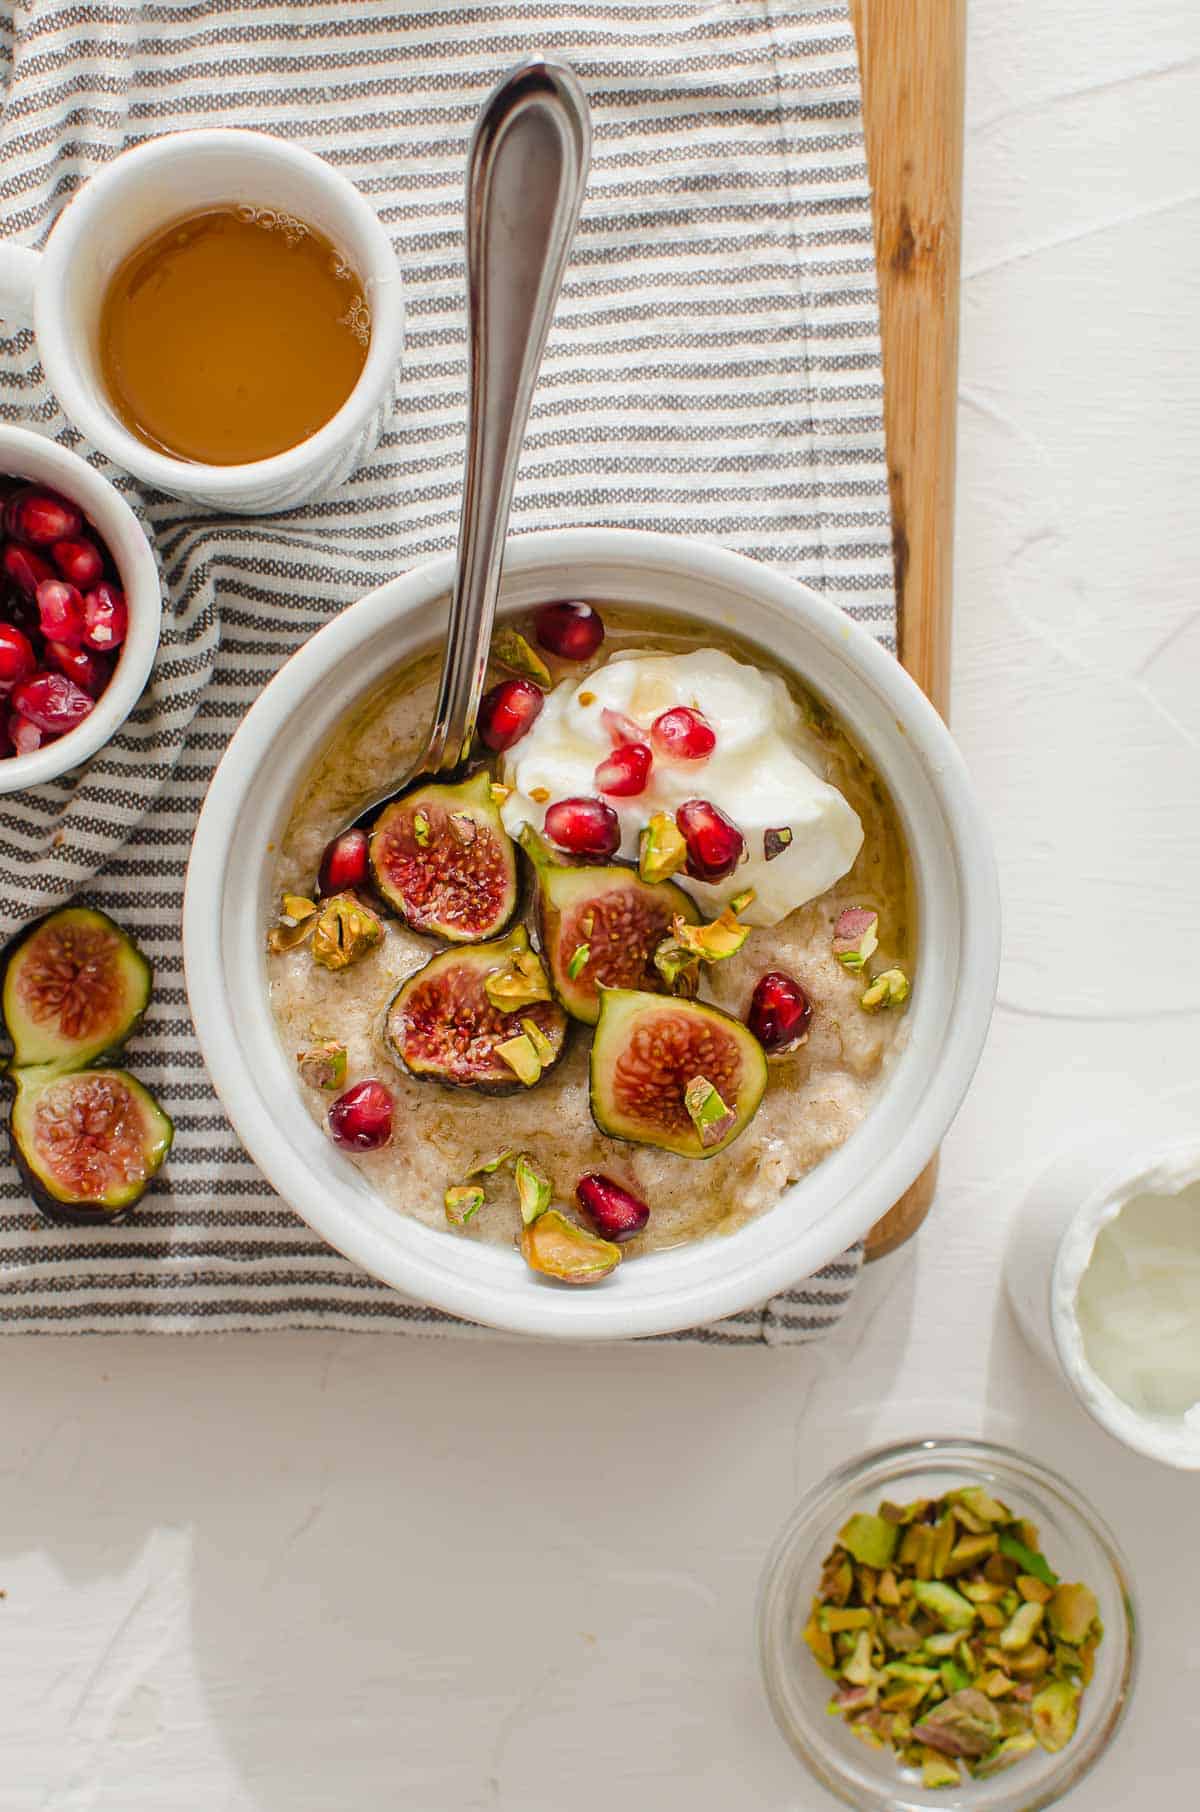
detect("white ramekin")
[0,426,161,793]
[1051,1140,1200,1470]
[183,529,1000,1340]
[0,130,404,514]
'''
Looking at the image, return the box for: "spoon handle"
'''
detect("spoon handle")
[424,58,592,774]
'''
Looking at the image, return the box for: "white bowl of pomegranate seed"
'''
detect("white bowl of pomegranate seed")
[0,427,161,792]
[185,529,1000,1340]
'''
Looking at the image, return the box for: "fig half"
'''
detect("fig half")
[589,989,767,1159]
[10,1067,173,1221]
[521,827,701,1024]
[384,925,568,1093]
[2,907,151,1073]
[369,769,518,943]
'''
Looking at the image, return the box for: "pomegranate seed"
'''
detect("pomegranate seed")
[51,536,104,589]
[3,542,56,597]
[5,486,82,546]
[0,623,36,690]
[328,1079,394,1151]
[594,740,651,797]
[543,795,621,858]
[37,579,86,645]
[82,582,127,651]
[318,827,370,896]
[576,1173,650,1242]
[651,705,716,762]
[10,713,44,756]
[11,671,95,734]
[676,799,745,881]
[477,676,544,752]
[534,599,605,661]
[45,640,105,695]
[601,705,645,747]
[747,970,812,1055]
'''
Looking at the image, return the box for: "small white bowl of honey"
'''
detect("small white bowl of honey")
[0,129,404,514]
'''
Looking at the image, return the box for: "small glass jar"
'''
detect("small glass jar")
[757,1438,1136,1812]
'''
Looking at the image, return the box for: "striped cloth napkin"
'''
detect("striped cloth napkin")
[0,0,893,1340]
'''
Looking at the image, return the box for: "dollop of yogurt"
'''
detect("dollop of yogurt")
[499,648,863,926]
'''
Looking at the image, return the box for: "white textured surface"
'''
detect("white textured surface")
[2,3,1199,1803]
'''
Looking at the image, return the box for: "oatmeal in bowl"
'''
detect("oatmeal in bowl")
[267,601,915,1285]
[184,527,998,1338]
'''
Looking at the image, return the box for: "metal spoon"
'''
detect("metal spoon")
[348,57,591,832]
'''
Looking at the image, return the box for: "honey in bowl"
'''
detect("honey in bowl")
[98,205,371,466]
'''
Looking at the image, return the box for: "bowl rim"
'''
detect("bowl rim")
[756,1435,1138,1812]
[0,425,161,792]
[183,527,1001,1339]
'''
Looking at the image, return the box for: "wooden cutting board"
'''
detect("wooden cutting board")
[850,0,966,1258]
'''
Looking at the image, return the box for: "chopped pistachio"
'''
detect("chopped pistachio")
[998,1531,1058,1587]
[763,825,793,861]
[974,1733,1038,1778]
[920,1750,962,1790]
[483,947,552,1012]
[821,1606,874,1634]
[412,809,431,847]
[295,1040,348,1092]
[949,1487,1011,1525]
[832,906,879,969]
[861,967,910,1012]
[444,1182,484,1226]
[1047,1582,1099,1645]
[913,1689,1000,1760]
[729,886,756,915]
[683,1076,736,1148]
[495,1033,542,1086]
[912,1581,977,1632]
[449,812,478,847]
[653,936,700,994]
[521,1018,557,1066]
[489,782,511,804]
[1017,1575,1055,1605]
[514,1153,552,1224]
[803,1605,836,1669]
[309,892,383,970]
[267,892,320,952]
[838,1513,899,1570]
[944,1533,999,1576]
[1032,1679,1080,1754]
[842,1630,876,1687]
[999,1601,1045,1652]
[520,1208,620,1284]
[466,1148,515,1177]
[567,942,590,980]
[638,811,688,884]
[670,907,748,962]
[493,627,552,688]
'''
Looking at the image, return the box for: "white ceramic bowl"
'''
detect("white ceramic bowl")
[0,427,161,793]
[183,529,1000,1339]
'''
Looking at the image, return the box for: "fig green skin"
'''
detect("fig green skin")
[368,769,519,944]
[589,988,767,1159]
[9,1067,173,1224]
[1,907,152,1074]
[520,826,701,1024]
[384,923,569,1095]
